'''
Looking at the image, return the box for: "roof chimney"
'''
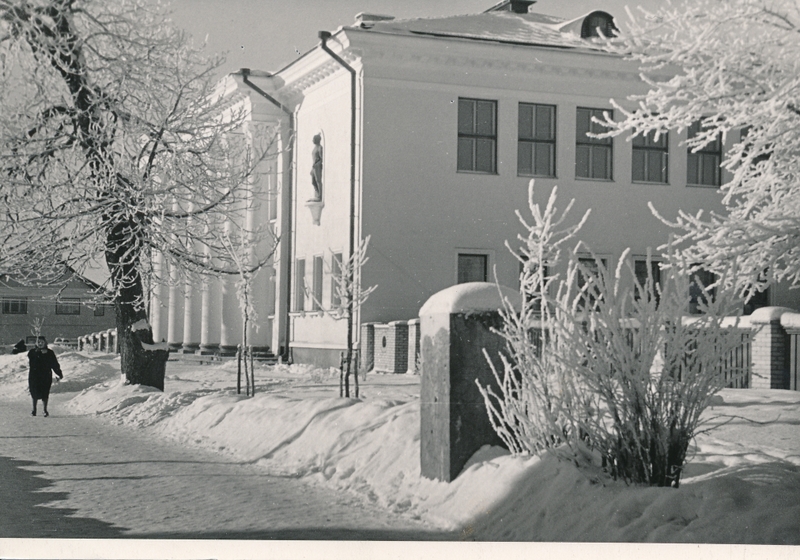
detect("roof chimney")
[355,13,395,24]
[486,0,537,14]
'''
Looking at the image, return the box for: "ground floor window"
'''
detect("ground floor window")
[55,298,81,315]
[634,258,662,303]
[2,297,27,314]
[331,253,343,308]
[312,256,323,311]
[457,253,488,284]
[294,259,306,312]
[577,257,607,309]
[689,268,718,314]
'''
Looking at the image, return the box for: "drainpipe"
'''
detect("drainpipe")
[318,30,358,377]
[239,68,295,363]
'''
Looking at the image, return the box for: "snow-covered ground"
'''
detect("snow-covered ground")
[0,348,798,551]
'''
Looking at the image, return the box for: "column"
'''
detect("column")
[150,251,169,343]
[198,274,222,355]
[166,271,185,353]
[181,274,202,353]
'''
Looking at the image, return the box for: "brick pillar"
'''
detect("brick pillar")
[750,307,794,390]
[360,322,375,372]
[407,318,421,374]
[420,282,520,482]
[782,312,800,391]
[374,321,409,373]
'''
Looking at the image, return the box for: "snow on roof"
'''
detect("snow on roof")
[349,10,598,50]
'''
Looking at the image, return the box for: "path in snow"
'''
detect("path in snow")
[0,395,454,540]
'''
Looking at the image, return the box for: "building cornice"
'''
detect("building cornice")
[265,25,670,106]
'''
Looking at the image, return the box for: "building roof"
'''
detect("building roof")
[348,10,610,50]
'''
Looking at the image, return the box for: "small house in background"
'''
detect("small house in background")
[0,268,115,350]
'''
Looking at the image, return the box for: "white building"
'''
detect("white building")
[151,0,796,366]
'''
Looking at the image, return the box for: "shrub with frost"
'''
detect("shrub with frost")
[479,181,745,487]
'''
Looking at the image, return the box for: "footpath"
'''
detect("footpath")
[0,394,450,541]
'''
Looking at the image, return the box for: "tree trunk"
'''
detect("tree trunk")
[107,225,168,391]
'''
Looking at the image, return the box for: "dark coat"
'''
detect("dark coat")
[11,340,26,354]
[28,348,63,400]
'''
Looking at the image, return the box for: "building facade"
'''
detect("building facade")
[0,270,115,349]
[150,1,798,366]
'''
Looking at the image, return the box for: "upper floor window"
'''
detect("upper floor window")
[55,298,81,315]
[632,131,669,184]
[687,121,721,187]
[576,108,613,180]
[458,98,497,174]
[518,103,556,177]
[2,297,27,314]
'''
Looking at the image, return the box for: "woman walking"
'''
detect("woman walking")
[28,337,63,417]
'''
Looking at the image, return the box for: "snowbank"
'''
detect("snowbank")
[2,351,799,543]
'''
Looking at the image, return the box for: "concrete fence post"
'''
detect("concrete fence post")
[360,322,375,373]
[750,307,794,390]
[419,282,520,482]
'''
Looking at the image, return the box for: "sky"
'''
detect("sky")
[167,0,664,76]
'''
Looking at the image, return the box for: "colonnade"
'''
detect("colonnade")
[150,255,276,357]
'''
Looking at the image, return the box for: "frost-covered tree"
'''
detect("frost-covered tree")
[479,181,746,487]
[598,0,800,297]
[0,0,276,389]
[306,236,376,398]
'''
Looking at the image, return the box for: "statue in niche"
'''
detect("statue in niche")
[310,134,323,201]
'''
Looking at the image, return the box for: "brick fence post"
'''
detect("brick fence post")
[750,306,794,390]
[419,282,520,482]
[782,312,800,391]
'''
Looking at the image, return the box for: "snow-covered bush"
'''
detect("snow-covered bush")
[479,181,745,487]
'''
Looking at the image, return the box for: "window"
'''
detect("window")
[632,131,668,183]
[689,268,718,314]
[331,253,343,308]
[458,253,488,284]
[458,98,497,174]
[687,122,721,187]
[294,259,306,312]
[2,297,27,314]
[581,12,617,38]
[519,259,549,311]
[744,288,769,315]
[634,259,662,303]
[312,256,323,311]
[576,108,613,180]
[577,257,606,308]
[55,298,81,315]
[743,269,770,315]
[518,103,556,177]
[93,304,107,317]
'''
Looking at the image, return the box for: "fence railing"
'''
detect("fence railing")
[524,320,752,388]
